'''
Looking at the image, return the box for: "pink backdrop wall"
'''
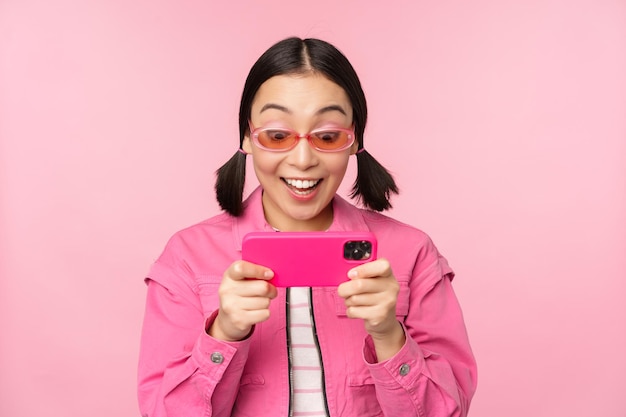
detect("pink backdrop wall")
[1,1,625,416]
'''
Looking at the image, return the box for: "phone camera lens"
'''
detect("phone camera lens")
[344,242,355,259]
[352,248,365,259]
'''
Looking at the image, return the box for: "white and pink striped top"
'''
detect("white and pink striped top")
[288,287,328,416]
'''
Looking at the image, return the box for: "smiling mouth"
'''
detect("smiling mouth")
[283,178,321,195]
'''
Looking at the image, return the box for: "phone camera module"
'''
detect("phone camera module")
[344,240,372,260]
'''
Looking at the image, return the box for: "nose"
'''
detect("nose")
[287,134,319,169]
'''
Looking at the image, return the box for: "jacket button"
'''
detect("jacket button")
[399,363,410,376]
[210,352,224,364]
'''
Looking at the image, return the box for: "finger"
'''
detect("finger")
[234,309,272,327]
[339,280,399,309]
[343,292,379,308]
[227,260,274,281]
[344,305,386,322]
[224,295,273,313]
[240,281,278,299]
[337,276,380,298]
[266,282,278,299]
[344,303,397,329]
[221,278,277,298]
[347,258,392,280]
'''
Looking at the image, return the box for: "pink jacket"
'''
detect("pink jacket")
[138,187,477,416]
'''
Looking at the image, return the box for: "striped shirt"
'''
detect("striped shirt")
[288,287,328,416]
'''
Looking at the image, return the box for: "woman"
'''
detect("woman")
[138,37,477,417]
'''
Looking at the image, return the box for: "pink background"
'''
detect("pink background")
[1,1,625,416]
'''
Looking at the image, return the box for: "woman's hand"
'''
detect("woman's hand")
[337,258,405,361]
[208,260,277,342]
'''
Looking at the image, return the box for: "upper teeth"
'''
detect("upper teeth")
[285,178,319,189]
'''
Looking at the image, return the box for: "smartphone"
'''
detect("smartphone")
[241,231,377,287]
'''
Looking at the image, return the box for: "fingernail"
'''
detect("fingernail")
[264,270,274,278]
[348,270,358,278]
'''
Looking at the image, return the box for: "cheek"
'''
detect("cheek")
[327,155,351,175]
[251,153,281,176]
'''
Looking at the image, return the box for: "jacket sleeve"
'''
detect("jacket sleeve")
[137,262,250,417]
[363,242,477,417]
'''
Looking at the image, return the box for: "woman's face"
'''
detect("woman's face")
[243,73,357,231]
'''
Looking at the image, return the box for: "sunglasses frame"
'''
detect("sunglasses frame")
[248,122,356,153]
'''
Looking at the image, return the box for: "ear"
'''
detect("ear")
[349,139,360,155]
[242,134,253,154]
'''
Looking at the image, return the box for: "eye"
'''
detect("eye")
[265,129,291,141]
[314,130,341,143]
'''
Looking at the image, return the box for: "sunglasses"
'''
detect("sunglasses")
[249,123,356,152]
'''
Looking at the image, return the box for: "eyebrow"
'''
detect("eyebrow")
[259,103,347,116]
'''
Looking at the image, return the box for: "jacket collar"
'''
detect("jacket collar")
[232,186,371,250]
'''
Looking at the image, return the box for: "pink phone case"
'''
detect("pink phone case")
[241,231,378,287]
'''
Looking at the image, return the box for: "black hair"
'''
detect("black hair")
[215,37,398,216]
